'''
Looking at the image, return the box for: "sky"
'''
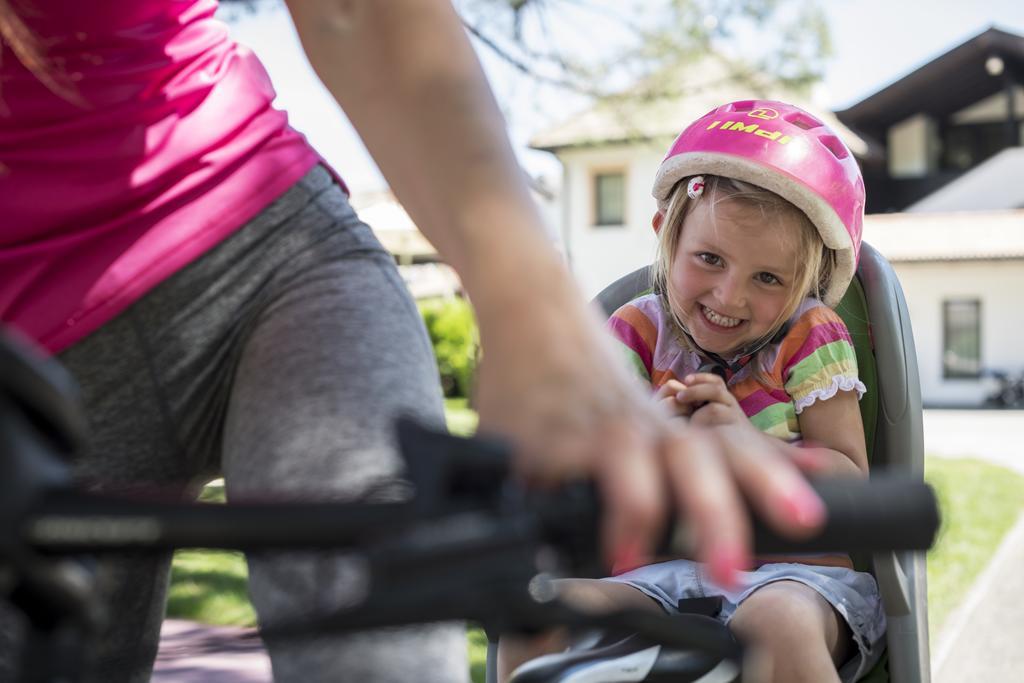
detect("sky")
[221,1,1024,193]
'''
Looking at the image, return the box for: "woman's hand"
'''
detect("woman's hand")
[671,373,747,427]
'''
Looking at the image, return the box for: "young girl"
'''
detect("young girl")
[498,100,884,683]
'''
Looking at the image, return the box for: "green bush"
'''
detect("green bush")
[419,297,479,398]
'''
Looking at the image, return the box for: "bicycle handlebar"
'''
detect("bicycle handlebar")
[14,420,939,558]
[0,330,941,682]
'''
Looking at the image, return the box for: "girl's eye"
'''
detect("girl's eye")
[756,272,782,286]
[698,252,722,266]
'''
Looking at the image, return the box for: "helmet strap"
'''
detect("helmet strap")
[677,322,790,379]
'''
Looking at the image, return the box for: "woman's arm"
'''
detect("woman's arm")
[283,0,545,292]
[280,0,827,581]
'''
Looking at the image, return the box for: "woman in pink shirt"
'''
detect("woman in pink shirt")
[0,1,828,681]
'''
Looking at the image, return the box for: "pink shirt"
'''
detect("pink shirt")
[0,0,333,353]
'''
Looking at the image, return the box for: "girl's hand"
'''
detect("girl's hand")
[674,373,747,427]
[654,379,693,418]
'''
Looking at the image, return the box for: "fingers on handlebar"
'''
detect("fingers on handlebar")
[595,420,667,574]
[625,421,827,590]
[660,423,751,589]
[712,424,827,540]
[594,418,827,590]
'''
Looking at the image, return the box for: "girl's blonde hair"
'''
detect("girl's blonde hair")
[651,175,836,382]
[0,0,87,112]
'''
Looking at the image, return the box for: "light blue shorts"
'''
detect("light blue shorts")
[604,559,886,682]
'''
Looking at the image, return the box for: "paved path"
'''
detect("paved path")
[152,409,1024,681]
[932,511,1024,683]
[153,620,270,682]
[923,408,1024,474]
[922,409,1024,682]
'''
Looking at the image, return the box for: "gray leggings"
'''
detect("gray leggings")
[2,166,467,682]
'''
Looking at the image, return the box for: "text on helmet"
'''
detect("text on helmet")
[705,120,793,145]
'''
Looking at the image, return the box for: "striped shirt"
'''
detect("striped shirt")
[608,294,866,442]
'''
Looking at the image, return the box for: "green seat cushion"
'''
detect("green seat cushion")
[835,276,878,465]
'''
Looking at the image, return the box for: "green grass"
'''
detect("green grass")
[167,549,255,627]
[166,407,1024,681]
[923,457,1024,633]
[166,479,255,626]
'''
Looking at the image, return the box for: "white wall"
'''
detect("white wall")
[888,114,940,179]
[907,148,1024,212]
[558,142,666,298]
[893,259,1024,406]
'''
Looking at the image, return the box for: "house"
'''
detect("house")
[529,55,872,298]
[350,177,560,300]
[529,27,1024,407]
[835,27,1024,213]
[863,210,1024,406]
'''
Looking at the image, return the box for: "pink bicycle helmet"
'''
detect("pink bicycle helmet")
[652,99,865,307]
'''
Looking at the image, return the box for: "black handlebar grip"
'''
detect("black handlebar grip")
[744,474,940,555]
[402,422,942,558]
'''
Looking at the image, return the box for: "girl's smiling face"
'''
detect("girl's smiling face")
[667,197,803,357]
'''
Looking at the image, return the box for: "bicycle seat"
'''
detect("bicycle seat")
[0,328,87,457]
[1,328,89,518]
[589,242,929,683]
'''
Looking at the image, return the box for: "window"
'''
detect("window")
[943,299,981,378]
[594,171,625,226]
[941,122,1011,171]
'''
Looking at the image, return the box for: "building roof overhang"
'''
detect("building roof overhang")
[836,27,1024,135]
[863,209,1024,262]
[528,56,879,160]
